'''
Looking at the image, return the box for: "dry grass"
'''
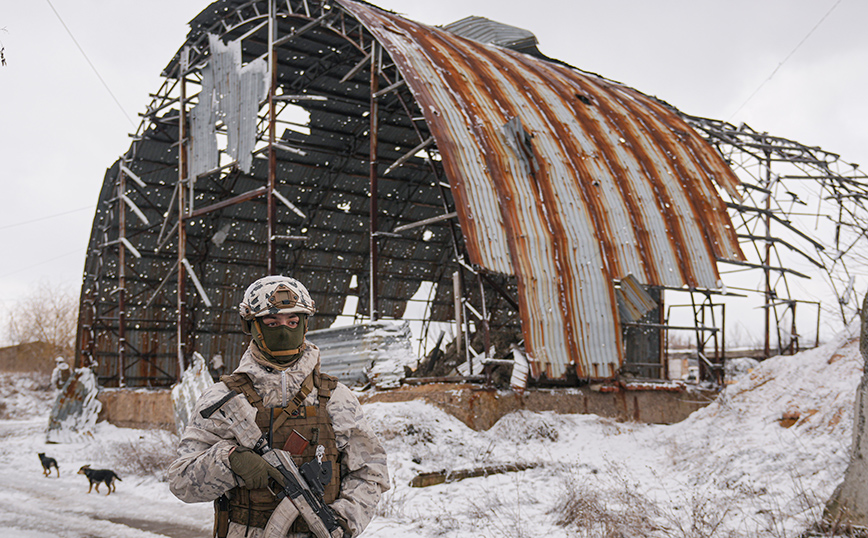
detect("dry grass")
[92,429,180,482]
[550,463,667,537]
[546,460,844,538]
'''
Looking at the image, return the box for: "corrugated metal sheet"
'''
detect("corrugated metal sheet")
[308,320,418,389]
[189,34,268,176]
[189,61,218,179]
[442,16,539,53]
[338,0,744,379]
[616,274,658,323]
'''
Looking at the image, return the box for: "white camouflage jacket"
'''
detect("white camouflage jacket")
[168,341,389,538]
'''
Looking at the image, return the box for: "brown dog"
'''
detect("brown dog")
[38,453,59,477]
[78,465,122,495]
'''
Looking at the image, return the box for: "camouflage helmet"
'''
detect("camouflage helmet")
[239,276,316,330]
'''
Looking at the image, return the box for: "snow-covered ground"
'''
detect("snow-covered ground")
[0,324,862,537]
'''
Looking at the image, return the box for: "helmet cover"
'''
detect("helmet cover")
[239,275,316,322]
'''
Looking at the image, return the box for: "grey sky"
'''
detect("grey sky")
[0,0,864,342]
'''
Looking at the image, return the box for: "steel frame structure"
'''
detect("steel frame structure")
[76,0,868,387]
[641,116,868,381]
[78,0,511,387]
[688,117,867,351]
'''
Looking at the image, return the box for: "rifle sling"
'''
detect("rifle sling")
[272,370,315,433]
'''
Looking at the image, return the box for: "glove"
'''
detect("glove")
[228,447,285,489]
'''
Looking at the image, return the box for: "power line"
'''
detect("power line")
[0,205,95,231]
[44,0,136,127]
[728,0,843,121]
[0,247,86,279]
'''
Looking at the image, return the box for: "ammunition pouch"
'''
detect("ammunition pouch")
[213,494,230,538]
[216,369,340,534]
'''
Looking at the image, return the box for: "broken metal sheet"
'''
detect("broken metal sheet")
[171,352,214,436]
[188,34,268,178]
[46,368,102,443]
[615,274,658,323]
[338,0,744,380]
[509,345,529,393]
[308,321,419,389]
[236,55,267,171]
[456,347,488,376]
[442,16,539,54]
[189,61,218,179]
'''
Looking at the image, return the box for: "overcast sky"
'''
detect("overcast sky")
[1,0,865,343]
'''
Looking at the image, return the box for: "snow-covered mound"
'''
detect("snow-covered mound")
[0,372,54,419]
[645,327,862,536]
[362,324,863,537]
[665,328,861,479]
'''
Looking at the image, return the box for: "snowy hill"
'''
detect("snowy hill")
[0,325,861,537]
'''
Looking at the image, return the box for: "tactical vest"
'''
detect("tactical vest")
[217,368,340,534]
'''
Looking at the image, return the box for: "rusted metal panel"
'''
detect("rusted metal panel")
[616,274,658,323]
[338,0,743,380]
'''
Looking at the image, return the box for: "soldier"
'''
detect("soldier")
[50,356,71,389]
[209,353,225,381]
[168,275,389,538]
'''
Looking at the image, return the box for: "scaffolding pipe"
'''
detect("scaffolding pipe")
[369,42,380,321]
[118,164,127,387]
[453,270,462,360]
[267,0,277,274]
[764,148,772,358]
[477,272,491,383]
[176,46,189,377]
[477,272,491,359]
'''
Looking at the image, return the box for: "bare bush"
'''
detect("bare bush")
[5,279,78,358]
[375,473,410,520]
[661,485,740,538]
[551,463,667,537]
[92,430,180,482]
[466,485,534,538]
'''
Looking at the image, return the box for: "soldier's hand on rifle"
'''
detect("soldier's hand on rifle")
[229,447,285,489]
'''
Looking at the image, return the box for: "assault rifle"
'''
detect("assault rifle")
[200,390,343,538]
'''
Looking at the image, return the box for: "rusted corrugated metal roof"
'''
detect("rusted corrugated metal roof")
[339,0,744,379]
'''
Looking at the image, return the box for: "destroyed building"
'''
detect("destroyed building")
[78,0,868,389]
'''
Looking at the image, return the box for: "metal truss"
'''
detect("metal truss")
[684,115,868,362]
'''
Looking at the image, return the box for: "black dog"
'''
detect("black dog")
[78,465,122,495]
[38,453,59,477]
